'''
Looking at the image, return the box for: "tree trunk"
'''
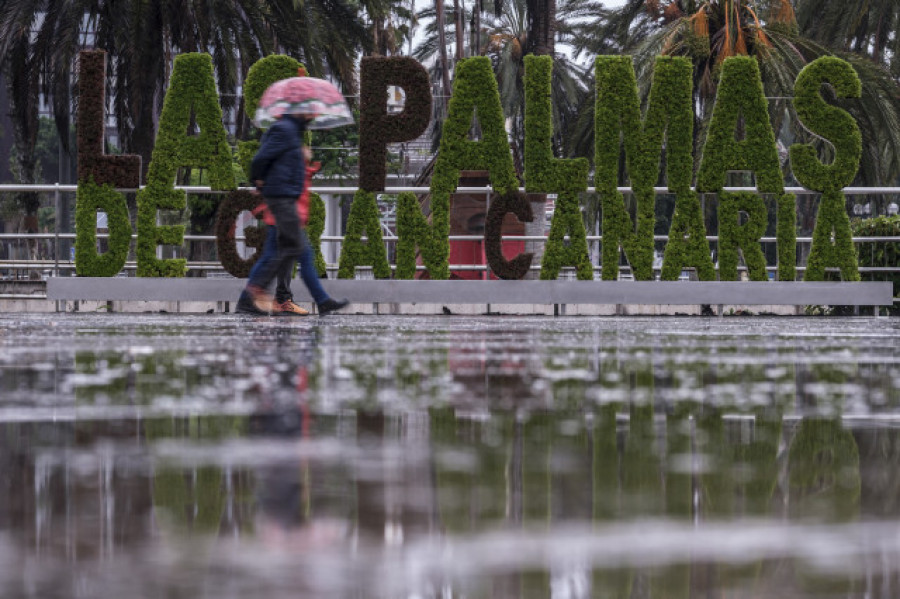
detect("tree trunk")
[525,0,556,56]
[523,0,556,276]
[435,0,453,114]
[454,0,465,60]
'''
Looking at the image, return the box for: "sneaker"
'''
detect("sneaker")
[276,300,309,316]
[236,286,275,315]
[317,297,350,315]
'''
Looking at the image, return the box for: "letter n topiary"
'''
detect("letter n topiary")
[594,55,693,281]
[398,57,518,279]
[790,57,862,282]
[136,53,236,277]
[523,55,591,280]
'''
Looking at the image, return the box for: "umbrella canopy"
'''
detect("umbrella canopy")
[254,77,354,130]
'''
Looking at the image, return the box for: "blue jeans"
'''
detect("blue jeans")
[246,199,329,305]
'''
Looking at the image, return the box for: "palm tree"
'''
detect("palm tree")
[794,0,899,76]
[569,0,900,189]
[415,0,595,158]
[0,0,373,180]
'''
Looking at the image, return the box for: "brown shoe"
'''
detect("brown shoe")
[276,300,309,316]
[246,285,276,314]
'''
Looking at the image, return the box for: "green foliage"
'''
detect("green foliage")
[136,53,236,276]
[312,120,360,180]
[485,190,534,279]
[214,190,265,278]
[239,55,304,181]
[804,189,860,281]
[236,140,260,182]
[717,191,768,281]
[789,56,862,193]
[539,192,594,280]
[697,56,784,194]
[244,55,303,122]
[359,56,432,191]
[660,190,716,280]
[853,215,900,298]
[395,191,432,279]
[74,180,132,277]
[522,55,591,280]
[523,55,590,194]
[777,193,797,281]
[594,55,694,280]
[414,56,518,279]
[337,190,392,278]
[77,50,141,188]
[307,192,328,277]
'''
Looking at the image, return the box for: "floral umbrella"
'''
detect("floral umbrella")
[255,76,354,130]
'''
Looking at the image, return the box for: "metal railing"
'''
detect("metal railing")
[1,183,898,294]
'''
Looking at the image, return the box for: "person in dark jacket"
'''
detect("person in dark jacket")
[237,114,349,316]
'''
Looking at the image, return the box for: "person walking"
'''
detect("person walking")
[236,75,354,316]
[242,158,347,316]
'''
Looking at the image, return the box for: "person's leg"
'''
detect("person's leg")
[296,229,329,305]
[237,226,279,314]
[247,226,278,284]
[274,258,294,304]
[240,197,303,313]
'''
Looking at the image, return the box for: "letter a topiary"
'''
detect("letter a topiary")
[307,192,328,277]
[338,190,392,278]
[660,190,716,281]
[136,53,236,276]
[594,55,694,281]
[523,55,591,280]
[697,56,783,194]
[790,57,862,282]
[397,57,518,279]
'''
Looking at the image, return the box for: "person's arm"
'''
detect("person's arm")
[250,122,292,186]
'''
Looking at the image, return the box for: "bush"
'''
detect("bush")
[853,214,900,301]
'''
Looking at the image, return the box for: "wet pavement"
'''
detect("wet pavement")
[0,313,899,598]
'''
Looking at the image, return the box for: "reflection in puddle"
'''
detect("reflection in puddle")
[0,314,899,597]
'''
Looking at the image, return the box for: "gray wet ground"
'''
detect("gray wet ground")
[0,313,899,598]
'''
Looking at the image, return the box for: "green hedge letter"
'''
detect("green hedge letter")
[338,190,392,278]
[136,53,236,277]
[75,181,132,277]
[595,56,693,281]
[524,55,592,280]
[398,57,517,279]
[791,57,862,282]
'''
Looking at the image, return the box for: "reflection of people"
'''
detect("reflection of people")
[237,112,349,316]
[248,331,348,551]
